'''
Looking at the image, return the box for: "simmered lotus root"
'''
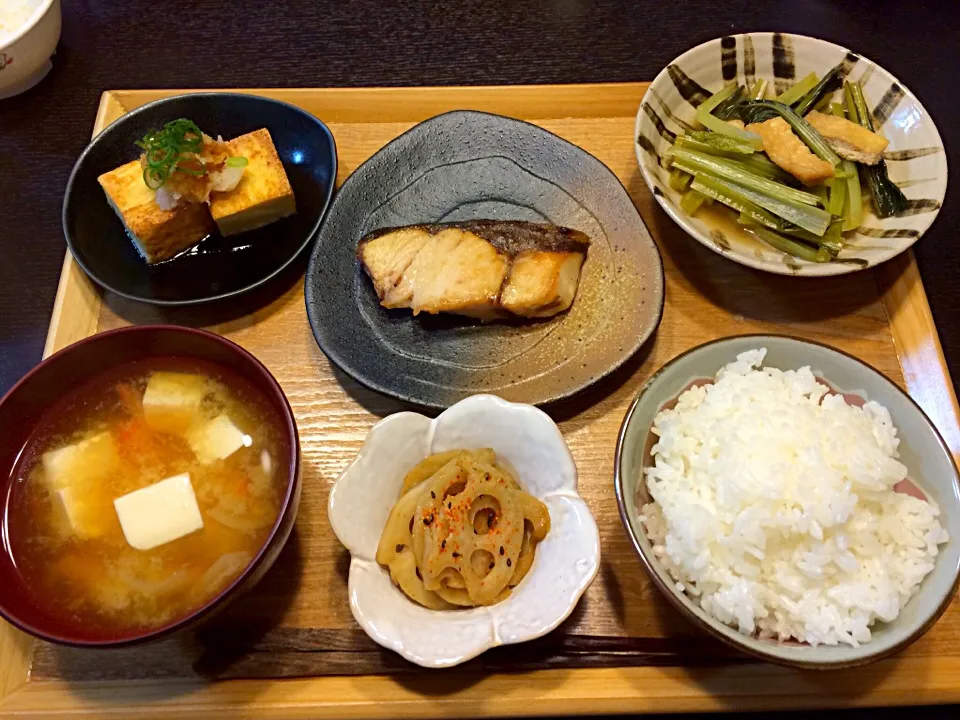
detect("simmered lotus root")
[375,478,455,610]
[401,448,496,495]
[377,449,550,609]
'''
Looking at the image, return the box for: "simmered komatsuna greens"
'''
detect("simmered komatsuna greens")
[664,68,903,263]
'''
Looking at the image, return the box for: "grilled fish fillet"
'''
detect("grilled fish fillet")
[357,221,590,321]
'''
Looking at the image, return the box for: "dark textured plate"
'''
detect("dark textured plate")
[63,93,337,305]
[305,110,664,409]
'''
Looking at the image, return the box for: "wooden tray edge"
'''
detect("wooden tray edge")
[876,252,960,457]
[3,658,960,718]
[105,83,648,123]
[8,84,960,717]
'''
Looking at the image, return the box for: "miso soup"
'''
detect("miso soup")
[4,357,291,636]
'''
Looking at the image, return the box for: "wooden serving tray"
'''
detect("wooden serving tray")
[2,83,959,718]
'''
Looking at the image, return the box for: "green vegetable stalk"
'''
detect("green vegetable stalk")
[844,81,908,218]
[695,85,764,148]
[745,223,833,263]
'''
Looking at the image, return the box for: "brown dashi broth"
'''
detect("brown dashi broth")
[4,357,290,636]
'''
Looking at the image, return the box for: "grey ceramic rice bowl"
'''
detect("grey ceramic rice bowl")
[615,335,960,668]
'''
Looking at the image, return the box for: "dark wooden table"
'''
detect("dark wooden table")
[1,0,958,715]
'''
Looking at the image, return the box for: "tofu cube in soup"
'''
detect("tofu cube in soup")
[41,432,120,492]
[53,485,115,539]
[209,129,296,236]
[97,160,216,264]
[113,473,204,551]
[142,372,210,434]
[187,414,249,464]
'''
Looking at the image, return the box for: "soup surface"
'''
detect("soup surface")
[5,357,290,636]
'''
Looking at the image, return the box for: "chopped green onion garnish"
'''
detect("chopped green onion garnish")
[143,166,167,190]
[226,156,249,168]
[135,118,207,190]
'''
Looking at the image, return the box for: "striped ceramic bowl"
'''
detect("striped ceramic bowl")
[635,33,947,276]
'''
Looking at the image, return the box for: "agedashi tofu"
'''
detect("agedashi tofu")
[187,414,249,464]
[142,372,210,434]
[98,160,216,264]
[41,432,120,492]
[113,473,204,551]
[209,129,296,236]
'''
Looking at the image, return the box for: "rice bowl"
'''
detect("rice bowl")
[615,335,960,669]
[641,348,948,648]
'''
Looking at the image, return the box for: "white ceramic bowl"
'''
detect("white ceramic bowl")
[635,32,947,276]
[0,0,60,100]
[328,394,601,668]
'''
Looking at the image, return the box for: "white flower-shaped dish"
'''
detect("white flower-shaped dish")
[328,394,601,668]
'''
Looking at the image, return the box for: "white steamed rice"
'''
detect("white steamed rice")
[641,348,948,647]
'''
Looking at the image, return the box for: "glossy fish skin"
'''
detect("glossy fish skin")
[357,221,590,321]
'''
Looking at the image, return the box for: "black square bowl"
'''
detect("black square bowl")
[63,93,337,305]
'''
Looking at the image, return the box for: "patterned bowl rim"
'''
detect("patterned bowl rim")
[635,32,948,277]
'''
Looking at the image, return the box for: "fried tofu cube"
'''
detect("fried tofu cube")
[98,160,216,264]
[208,129,296,236]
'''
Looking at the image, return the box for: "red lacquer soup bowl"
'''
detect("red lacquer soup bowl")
[0,326,301,647]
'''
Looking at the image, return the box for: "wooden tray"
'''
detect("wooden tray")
[2,83,959,718]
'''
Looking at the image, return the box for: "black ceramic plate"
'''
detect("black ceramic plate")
[305,110,664,408]
[63,93,337,305]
